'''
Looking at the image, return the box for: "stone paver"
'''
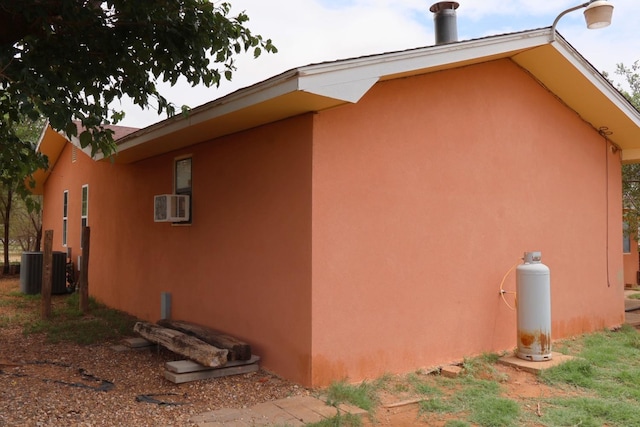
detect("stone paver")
[191,395,363,426]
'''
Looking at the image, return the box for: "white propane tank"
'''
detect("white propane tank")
[516,251,552,361]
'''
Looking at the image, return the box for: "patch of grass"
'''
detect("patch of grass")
[319,328,640,426]
[21,293,138,344]
[419,397,455,413]
[444,421,471,427]
[537,326,640,426]
[407,372,442,396]
[325,380,379,413]
[462,353,509,382]
[539,358,596,388]
[541,397,640,427]
[453,378,501,404]
[305,413,362,427]
[467,395,520,427]
[627,293,640,299]
[0,311,36,328]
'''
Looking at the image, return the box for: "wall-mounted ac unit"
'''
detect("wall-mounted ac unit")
[154,194,190,222]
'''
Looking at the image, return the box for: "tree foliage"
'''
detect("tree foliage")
[0,0,277,159]
[0,117,46,273]
[616,61,640,243]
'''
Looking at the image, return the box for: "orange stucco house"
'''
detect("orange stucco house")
[34,28,640,387]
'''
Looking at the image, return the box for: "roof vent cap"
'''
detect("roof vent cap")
[430,2,459,45]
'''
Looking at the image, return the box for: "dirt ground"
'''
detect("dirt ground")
[0,276,308,426]
[358,361,568,427]
[0,275,583,426]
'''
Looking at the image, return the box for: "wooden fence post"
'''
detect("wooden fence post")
[79,226,90,313]
[41,230,53,319]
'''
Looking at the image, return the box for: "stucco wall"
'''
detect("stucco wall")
[42,115,313,384]
[42,58,626,387]
[310,59,625,385]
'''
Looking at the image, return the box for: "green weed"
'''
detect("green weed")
[467,395,519,427]
[325,380,379,412]
[419,397,455,413]
[305,412,362,427]
[20,293,138,344]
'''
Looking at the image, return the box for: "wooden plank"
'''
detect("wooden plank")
[123,337,155,348]
[164,362,259,384]
[134,321,228,367]
[157,319,251,361]
[166,355,260,374]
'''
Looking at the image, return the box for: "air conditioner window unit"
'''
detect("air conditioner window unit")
[154,194,190,222]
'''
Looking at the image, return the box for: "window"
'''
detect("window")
[81,184,89,229]
[62,190,68,246]
[174,157,192,223]
[624,222,631,254]
[80,185,88,246]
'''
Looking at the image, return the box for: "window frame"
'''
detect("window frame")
[623,222,632,254]
[62,190,68,246]
[174,156,192,224]
[80,184,89,247]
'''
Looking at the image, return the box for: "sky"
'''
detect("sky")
[117,0,640,128]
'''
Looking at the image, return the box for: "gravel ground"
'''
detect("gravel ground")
[0,278,309,427]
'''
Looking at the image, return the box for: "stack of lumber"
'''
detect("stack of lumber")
[133,320,259,383]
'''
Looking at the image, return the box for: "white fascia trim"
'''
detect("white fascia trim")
[550,36,640,127]
[102,29,554,160]
[34,119,50,152]
[296,29,552,100]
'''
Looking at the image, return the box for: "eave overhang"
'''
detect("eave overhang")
[36,26,640,178]
[32,125,68,195]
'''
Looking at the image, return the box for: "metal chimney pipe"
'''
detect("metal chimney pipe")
[430,1,459,45]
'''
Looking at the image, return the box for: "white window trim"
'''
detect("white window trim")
[62,190,69,247]
[173,155,192,225]
[81,184,89,247]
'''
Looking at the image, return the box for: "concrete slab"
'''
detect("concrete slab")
[625,310,640,327]
[190,408,253,424]
[498,352,574,374]
[164,362,259,384]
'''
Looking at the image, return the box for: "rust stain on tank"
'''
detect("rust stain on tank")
[519,332,535,348]
[519,329,552,352]
[539,332,551,353]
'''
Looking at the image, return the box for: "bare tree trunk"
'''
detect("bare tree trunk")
[2,187,13,275]
[31,213,42,251]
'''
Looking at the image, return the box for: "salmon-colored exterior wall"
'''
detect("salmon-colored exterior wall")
[42,58,625,387]
[310,59,624,385]
[42,116,314,384]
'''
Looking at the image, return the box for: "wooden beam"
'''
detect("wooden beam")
[157,319,252,361]
[133,322,228,367]
[165,355,260,374]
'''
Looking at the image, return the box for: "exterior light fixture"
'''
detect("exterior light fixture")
[551,0,614,39]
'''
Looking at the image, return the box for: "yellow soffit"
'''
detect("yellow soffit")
[512,41,640,162]
[32,126,68,195]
